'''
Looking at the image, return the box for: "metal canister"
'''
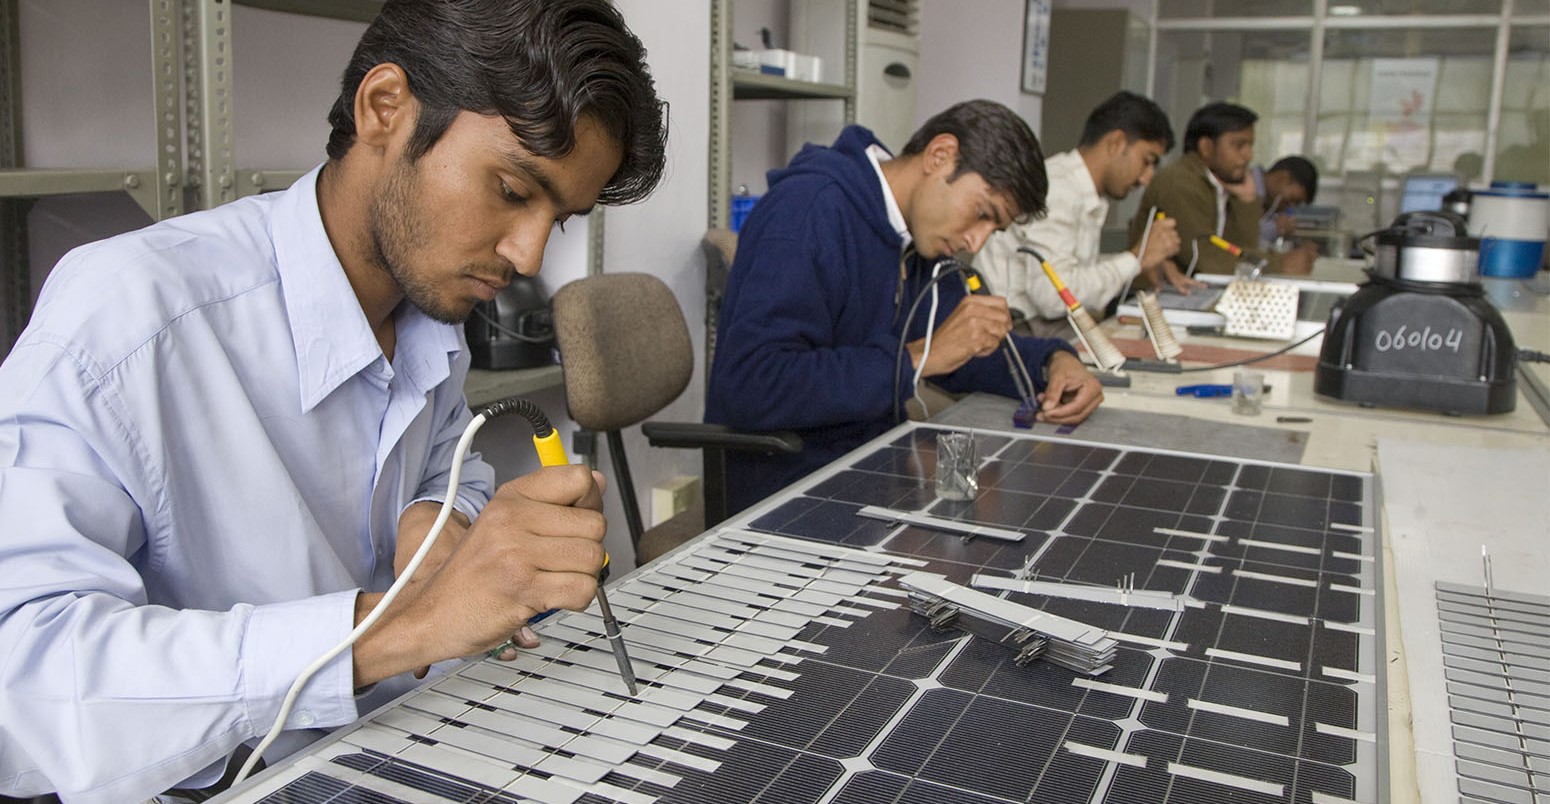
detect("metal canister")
[1372,211,1480,285]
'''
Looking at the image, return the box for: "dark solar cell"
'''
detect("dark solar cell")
[256,772,351,803]
[656,740,817,803]
[812,676,921,757]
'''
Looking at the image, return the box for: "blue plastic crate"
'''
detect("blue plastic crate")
[730,195,760,232]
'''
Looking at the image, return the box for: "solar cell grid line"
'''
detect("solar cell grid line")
[402,693,632,766]
[660,557,853,611]
[719,534,924,576]
[525,639,725,698]
[378,704,618,786]
[696,548,883,587]
[674,555,855,607]
[632,575,816,632]
[646,562,833,618]
[627,577,767,621]
[440,673,670,749]
[530,622,747,683]
[697,536,900,577]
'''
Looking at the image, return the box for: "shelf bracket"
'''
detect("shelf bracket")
[1,0,28,351]
[185,0,236,211]
[149,0,186,220]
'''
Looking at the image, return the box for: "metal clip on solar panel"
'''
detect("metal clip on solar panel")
[1011,633,1047,667]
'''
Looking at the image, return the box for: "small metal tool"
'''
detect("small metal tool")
[594,553,639,696]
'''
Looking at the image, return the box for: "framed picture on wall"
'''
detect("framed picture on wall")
[1022,0,1052,95]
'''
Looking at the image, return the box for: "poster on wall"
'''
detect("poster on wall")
[1022,0,1052,95]
[1368,57,1438,169]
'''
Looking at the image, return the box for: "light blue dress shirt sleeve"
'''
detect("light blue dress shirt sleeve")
[0,166,495,803]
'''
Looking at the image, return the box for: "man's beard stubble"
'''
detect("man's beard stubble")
[367,158,473,326]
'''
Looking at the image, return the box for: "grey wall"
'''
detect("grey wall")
[916,0,1042,134]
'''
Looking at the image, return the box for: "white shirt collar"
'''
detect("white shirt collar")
[1202,162,1229,236]
[274,165,460,412]
[865,143,911,250]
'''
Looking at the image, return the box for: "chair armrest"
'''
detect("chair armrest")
[641,421,802,454]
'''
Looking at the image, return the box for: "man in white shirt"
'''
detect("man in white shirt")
[975,91,1181,337]
[0,1,667,801]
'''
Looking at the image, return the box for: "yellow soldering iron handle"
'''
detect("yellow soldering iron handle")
[532,429,567,468]
[1208,235,1243,257]
[530,420,612,579]
[1039,260,1082,313]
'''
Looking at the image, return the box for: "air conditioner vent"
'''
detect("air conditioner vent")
[868,0,919,36]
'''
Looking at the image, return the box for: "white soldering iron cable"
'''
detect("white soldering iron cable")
[232,410,490,785]
[910,261,948,417]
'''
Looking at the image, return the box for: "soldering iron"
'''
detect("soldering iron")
[477,398,637,697]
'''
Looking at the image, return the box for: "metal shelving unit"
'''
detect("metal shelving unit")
[707,0,858,230]
[729,68,853,102]
[704,0,858,379]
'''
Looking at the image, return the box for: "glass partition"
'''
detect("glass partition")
[1155,29,1313,172]
[1494,26,1550,185]
[1315,27,1496,178]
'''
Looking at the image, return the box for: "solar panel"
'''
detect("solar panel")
[221,424,1383,804]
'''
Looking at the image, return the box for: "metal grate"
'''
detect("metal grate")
[867,0,918,35]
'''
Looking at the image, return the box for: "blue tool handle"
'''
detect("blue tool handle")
[1175,384,1232,397]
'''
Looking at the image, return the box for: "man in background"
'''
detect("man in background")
[975,91,1181,337]
[1255,155,1321,275]
[707,100,1104,516]
[1129,101,1260,292]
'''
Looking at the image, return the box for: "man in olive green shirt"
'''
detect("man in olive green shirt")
[1129,102,1260,292]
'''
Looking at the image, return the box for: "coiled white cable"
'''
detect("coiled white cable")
[1136,290,1184,361]
[910,261,948,417]
[232,410,491,785]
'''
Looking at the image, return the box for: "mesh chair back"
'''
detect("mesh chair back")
[551,273,693,432]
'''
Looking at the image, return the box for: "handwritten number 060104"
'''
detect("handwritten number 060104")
[1373,324,1463,353]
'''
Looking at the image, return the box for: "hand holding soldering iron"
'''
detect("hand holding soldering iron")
[353,464,609,689]
[907,293,1018,376]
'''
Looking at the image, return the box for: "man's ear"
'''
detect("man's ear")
[1195,135,1216,163]
[1099,128,1128,157]
[922,133,961,177]
[352,62,417,151]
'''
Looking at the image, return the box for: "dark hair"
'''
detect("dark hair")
[1182,101,1258,154]
[900,99,1048,222]
[326,0,667,205]
[1269,155,1320,203]
[1078,91,1175,152]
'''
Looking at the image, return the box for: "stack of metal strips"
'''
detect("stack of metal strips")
[219,531,922,804]
[899,571,1118,677]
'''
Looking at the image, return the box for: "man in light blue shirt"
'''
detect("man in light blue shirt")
[0,1,666,801]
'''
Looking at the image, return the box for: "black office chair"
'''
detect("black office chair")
[549,271,800,566]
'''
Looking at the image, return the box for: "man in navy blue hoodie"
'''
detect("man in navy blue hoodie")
[707,100,1105,516]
